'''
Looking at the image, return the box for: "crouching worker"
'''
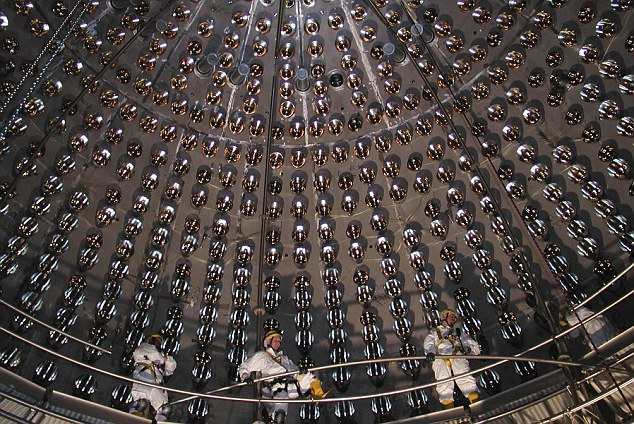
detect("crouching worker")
[565,305,616,348]
[129,332,177,422]
[565,305,633,420]
[424,309,481,409]
[239,330,329,423]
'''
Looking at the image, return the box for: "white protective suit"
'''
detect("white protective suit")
[566,306,634,419]
[239,348,315,415]
[130,342,177,412]
[423,325,480,404]
[566,306,616,347]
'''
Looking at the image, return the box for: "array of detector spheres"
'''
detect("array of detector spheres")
[0,0,632,422]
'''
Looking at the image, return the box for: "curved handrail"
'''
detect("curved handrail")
[475,371,634,424]
[515,283,634,359]
[0,265,629,412]
[536,375,634,424]
[171,352,633,406]
[0,298,111,355]
[0,390,86,424]
[0,325,248,403]
[176,280,634,405]
[1,323,629,406]
[0,269,630,407]
[573,261,634,310]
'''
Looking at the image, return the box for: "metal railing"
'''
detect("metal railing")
[0,298,111,355]
[1,320,631,406]
[537,375,634,423]
[0,390,86,424]
[0,248,629,416]
[0,260,629,423]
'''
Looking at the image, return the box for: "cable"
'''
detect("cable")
[254,0,288,346]
[251,0,288,418]
[0,0,90,120]
[4,319,632,424]
[389,2,631,414]
[386,2,632,416]
[172,353,631,406]
[0,0,179,210]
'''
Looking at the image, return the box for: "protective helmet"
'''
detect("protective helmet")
[262,330,283,348]
[147,332,164,344]
[440,309,457,321]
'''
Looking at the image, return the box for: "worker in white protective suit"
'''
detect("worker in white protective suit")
[129,332,177,422]
[423,309,481,409]
[565,305,616,348]
[565,305,634,420]
[239,330,329,423]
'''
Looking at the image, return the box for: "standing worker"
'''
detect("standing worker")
[424,309,481,409]
[129,332,177,422]
[239,329,329,423]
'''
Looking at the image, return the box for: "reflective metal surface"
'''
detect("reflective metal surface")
[0,0,632,422]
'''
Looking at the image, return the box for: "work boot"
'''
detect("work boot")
[310,379,330,399]
[440,399,454,409]
[467,391,480,404]
[154,404,171,422]
[273,410,286,423]
[129,399,148,417]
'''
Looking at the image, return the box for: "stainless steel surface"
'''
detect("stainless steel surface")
[0,0,632,422]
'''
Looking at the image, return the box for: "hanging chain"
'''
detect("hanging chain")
[0,0,92,140]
